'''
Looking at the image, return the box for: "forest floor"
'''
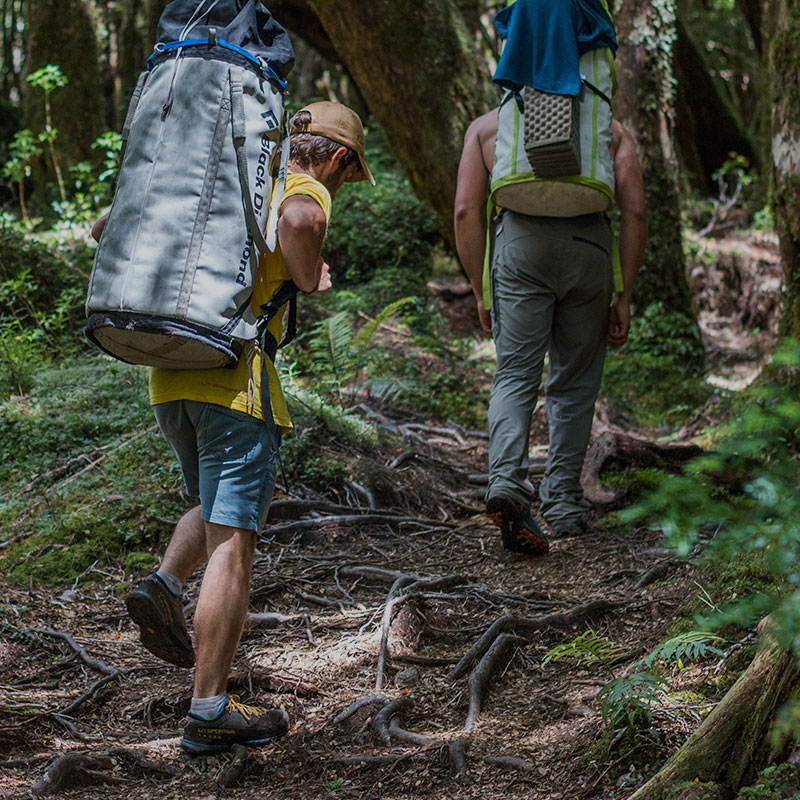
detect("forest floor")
[0,230,782,800]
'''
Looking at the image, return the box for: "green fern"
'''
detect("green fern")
[597,672,669,739]
[309,298,415,405]
[309,310,355,401]
[354,296,415,347]
[542,630,629,676]
[636,631,726,670]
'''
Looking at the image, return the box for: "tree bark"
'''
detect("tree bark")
[23,0,103,166]
[629,631,800,800]
[613,0,697,317]
[764,0,800,339]
[306,0,496,246]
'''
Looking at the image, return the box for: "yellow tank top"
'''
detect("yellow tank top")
[148,172,331,433]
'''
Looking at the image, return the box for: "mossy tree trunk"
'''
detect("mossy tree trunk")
[612,0,697,322]
[306,0,496,245]
[765,0,800,340]
[23,0,103,167]
[629,632,800,800]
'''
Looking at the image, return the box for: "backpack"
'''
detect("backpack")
[85,0,296,370]
[484,46,622,306]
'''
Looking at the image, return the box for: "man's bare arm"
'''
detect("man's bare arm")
[278,195,328,294]
[454,113,495,333]
[608,122,647,348]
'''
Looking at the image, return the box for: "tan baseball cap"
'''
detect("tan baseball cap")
[292,100,375,185]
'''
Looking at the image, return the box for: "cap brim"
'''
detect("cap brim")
[352,153,376,185]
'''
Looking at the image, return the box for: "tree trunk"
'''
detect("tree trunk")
[306,0,496,246]
[764,0,800,340]
[628,631,800,800]
[23,0,103,166]
[673,15,756,194]
[736,0,763,54]
[613,0,696,317]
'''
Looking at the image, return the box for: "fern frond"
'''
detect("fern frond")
[597,672,669,726]
[354,296,415,348]
[637,631,726,670]
[542,630,629,675]
[309,311,355,392]
[353,376,409,403]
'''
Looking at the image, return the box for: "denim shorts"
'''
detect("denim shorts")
[153,400,281,533]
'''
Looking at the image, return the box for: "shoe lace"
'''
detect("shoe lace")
[226,694,268,722]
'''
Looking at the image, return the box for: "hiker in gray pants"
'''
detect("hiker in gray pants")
[455,111,646,554]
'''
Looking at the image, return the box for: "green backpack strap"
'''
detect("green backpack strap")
[482,196,497,310]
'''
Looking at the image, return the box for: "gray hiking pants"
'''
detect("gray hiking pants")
[487,211,613,532]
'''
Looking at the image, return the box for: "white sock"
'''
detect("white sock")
[190,693,227,719]
[155,569,183,597]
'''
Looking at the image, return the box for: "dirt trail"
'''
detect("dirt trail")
[0,405,703,800]
[0,231,778,799]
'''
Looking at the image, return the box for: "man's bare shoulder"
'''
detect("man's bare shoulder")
[462,109,498,173]
[466,109,499,145]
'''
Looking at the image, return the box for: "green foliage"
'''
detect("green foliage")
[0,358,186,585]
[280,384,380,489]
[307,297,415,404]
[602,301,709,425]
[324,129,439,314]
[736,763,800,800]
[26,64,68,93]
[638,631,726,669]
[596,672,669,738]
[542,630,628,676]
[0,221,88,394]
[624,340,800,647]
[545,629,726,754]
[52,130,123,229]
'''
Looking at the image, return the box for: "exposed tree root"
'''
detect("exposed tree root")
[216,744,248,788]
[227,671,320,697]
[388,716,433,746]
[464,633,523,732]
[29,747,179,795]
[373,694,415,744]
[449,738,469,777]
[481,754,537,772]
[448,599,615,680]
[31,753,116,795]
[582,431,704,504]
[332,694,390,727]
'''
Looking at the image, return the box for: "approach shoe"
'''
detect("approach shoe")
[125,574,195,668]
[486,495,549,555]
[181,695,290,754]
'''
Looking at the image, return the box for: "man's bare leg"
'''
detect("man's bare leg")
[192,522,256,698]
[126,505,206,667]
[160,505,208,581]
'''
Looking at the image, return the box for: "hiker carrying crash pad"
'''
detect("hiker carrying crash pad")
[493,0,617,96]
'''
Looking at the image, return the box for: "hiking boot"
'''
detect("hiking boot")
[125,574,195,668]
[486,495,549,555]
[181,695,290,754]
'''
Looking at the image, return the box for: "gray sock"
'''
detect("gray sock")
[190,693,227,719]
[155,569,183,597]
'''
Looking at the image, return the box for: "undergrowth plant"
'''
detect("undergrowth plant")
[308,296,414,404]
[544,630,725,756]
[626,340,800,641]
